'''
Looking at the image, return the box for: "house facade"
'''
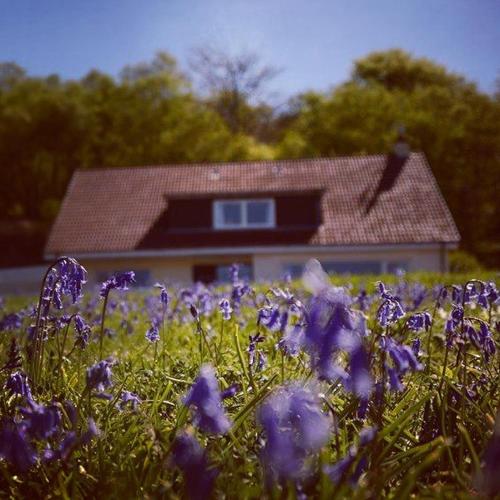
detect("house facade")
[45,152,460,284]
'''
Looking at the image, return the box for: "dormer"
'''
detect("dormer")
[213,198,276,230]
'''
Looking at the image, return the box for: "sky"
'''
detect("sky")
[1,0,499,102]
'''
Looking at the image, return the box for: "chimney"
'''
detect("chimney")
[365,128,410,213]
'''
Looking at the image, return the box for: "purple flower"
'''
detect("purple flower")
[0,420,37,472]
[86,359,113,397]
[56,257,88,303]
[278,323,306,356]
[475,412,500,495]
[380,336,423,391]
[119,391,141,410]
[258,304,284,331]
[219,298,233,321]
[74,314,91,348]
[304,293,363,384]
[100,271,135,298]
[348,345,373,399]
[44,418,99,463]
[411,338,421,357]
[183,364,232,435]
[145,324,160,343]
[171,431,218,499]
[5,371,32,400]
[221,384,239,399]
[154,283,169,306]
[0,312,22,331]
[376,282,405,327]
[407,312,431,332]
[248,332,265,367]
[20,400,61,440]
[257,384,330,482]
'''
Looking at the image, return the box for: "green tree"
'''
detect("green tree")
[277,50,500,262]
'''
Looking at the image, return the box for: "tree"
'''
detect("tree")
[277,50,500,263]
[189,47,280,134]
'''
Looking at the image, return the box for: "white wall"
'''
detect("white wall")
[252,247,443,282]
[76,245,446,287]
[0,266,46,295]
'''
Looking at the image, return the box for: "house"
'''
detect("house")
[44,150,460,284]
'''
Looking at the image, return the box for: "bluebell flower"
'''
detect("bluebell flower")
[0,312,22,331]
[20,399,61,440]
[484,282,499,307]
[411,338,421,358]
[304,293,364,385]
[348,345,373,399]
[5,371,32,400]
[258,304,285,331]
[74,314,91,348]
[376,282,405,327]
[220,384,239,399]
[257,351,267,371]
[257,383,330,483]
[407,312,431,332]
[81,417,100,444]
[387,367,404,392]
[409,283,427,310]
[355,288,370,312]
[189,303,199,321]
[475,411,500,496]
[145,324,160,343]
[100,271,135,298]
[154,283,169,306]
[86,359,113,398]
[171,431,218,500]
[183,364,232,435]
[229,263,240,284]
[380,336,423,391]
[0,420,37,472]
[44,418,99,463]
[119,391,141,410]
[278,323,305,356]
[56,257,88,304]
[248,332,265,367]
[325,453,355,484]
[219,298,233,320]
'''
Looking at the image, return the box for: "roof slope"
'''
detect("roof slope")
[45,153,460,255]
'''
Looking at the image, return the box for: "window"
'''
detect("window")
[213,199,275,229]
[283,260,383,279]
[323,261,382,275]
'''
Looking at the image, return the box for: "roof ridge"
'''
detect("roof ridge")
[74,152,422,173]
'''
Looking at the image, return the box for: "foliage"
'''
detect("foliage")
[0,258,499,498]
[277,50,500,262]
[449,251,483,273]
[0,49,499,265]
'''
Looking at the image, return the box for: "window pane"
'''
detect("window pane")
[221,202,242,225]
[323,261,381,275]
[247,201,270,224]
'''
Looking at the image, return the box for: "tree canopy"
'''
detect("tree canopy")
[0,49,498,265]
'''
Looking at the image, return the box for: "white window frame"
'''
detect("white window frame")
[213,198,276,230]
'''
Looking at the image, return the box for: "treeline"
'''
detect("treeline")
[0,49,498,264]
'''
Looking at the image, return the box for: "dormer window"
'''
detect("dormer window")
[213,199,275,229]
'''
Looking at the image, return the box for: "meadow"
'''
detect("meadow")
[0,257,498,499]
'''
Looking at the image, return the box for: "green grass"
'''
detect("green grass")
[0,270,499,498]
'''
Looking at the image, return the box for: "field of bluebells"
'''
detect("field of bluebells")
[0,257,499,499]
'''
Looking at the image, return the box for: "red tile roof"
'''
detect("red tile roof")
[45,153,460,255]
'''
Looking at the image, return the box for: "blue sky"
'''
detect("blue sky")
[1,0,499,100]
